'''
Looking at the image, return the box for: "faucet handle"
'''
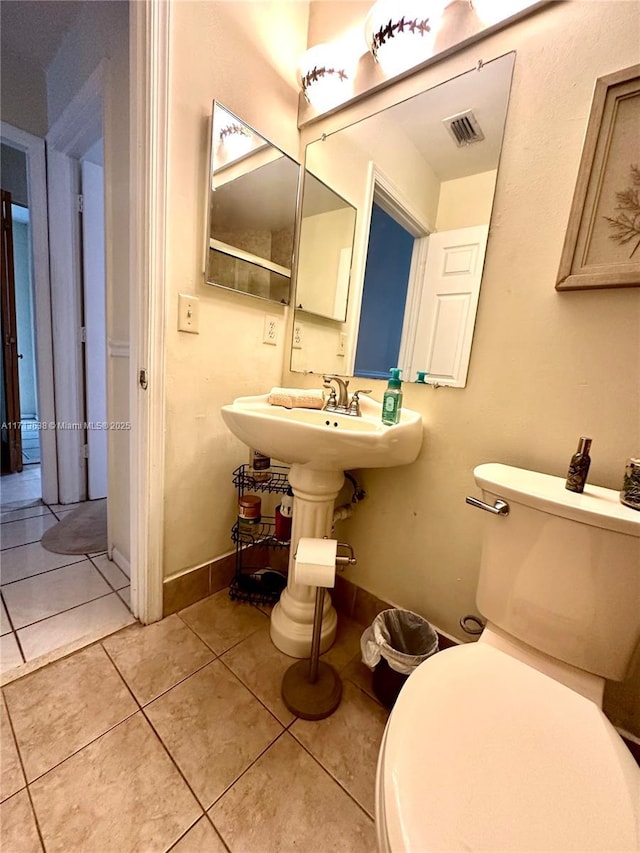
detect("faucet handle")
[348,389,372,415]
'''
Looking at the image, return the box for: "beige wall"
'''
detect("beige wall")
[286,1,640,735]
[163,1,308,580]
[436,169,497,231]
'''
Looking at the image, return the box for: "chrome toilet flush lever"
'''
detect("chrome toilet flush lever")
[465,495,510,515]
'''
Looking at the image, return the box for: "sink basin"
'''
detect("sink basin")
[221,393,423,470]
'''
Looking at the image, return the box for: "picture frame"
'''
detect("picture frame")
[556,64,640,291]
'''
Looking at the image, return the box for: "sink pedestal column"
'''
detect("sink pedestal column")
[270,465,343,658]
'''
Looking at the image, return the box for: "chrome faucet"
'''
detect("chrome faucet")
[323,375,350,410]
[323,376,372,417]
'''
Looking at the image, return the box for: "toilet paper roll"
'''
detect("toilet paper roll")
[294,537,338,588]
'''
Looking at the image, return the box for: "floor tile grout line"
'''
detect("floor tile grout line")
[163,813,216,853]
[0,590,27,664]
[175,607,268,659]
[1,611,137,686]
[0,512,55,531]
[5,644,141,788]
[0,507,53,524]
[140,703,212,816]
[137,653,218,708]
[206,727,290,816]
[102,637,218,710]
[217,653,293,730]
[101,624,288,818]
[287,728,377,822]
[88,554,129,594]
[0,555,88,585]
[1,532,58,552]
[9,588,125,637]
[203,813,232,853]
[101,638,228,830]
[20,707,140,790]
[104,635,286,821]
[1,693,48,850]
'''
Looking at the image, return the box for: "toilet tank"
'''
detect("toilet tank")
[472,463,640,681]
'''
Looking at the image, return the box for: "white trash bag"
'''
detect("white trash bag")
[361,608,439,675]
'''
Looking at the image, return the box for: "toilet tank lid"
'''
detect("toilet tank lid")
[474,463,640,537]
[382,644,640,853]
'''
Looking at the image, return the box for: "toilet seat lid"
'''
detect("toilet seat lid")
[381,643,640,852]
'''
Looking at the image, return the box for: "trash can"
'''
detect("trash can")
[361,609,439,709]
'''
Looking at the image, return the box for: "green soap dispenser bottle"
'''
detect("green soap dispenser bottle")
[382,368,403,425]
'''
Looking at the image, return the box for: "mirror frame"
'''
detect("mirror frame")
[294,169,358,323]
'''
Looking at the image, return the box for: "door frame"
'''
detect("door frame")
[0,122,58,504]
[348,161,433,375]
[129,0,169,623]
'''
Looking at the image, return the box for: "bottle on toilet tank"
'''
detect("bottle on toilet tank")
[565,437,592,493]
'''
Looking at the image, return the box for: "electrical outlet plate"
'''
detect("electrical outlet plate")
[292,321,304,349]
[263,314,279,346]
[178,293,199,333]
[337,332,347,357]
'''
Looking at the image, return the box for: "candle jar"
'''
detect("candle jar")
[238,494,262,534]
[620,458,640,511]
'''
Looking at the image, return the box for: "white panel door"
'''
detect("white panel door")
[409,224,489,388]
[81,158,108,498]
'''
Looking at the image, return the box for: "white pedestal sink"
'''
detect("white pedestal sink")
[221,393,423,657]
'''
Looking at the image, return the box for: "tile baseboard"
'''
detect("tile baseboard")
[163,554,236,617]
[332,574,458,650]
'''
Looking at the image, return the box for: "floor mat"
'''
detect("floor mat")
[41,499,107,554]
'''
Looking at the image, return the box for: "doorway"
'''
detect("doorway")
[354,202,415,379]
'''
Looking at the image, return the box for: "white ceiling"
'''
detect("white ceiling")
[314,52,515,183]
[1,1,89,70]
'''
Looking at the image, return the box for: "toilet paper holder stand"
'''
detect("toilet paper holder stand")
[281,541,356,721]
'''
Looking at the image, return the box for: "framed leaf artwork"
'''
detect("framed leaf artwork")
[556,64,640,291]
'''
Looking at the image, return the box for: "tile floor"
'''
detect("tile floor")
[1,588,386,852]
[20,420,41,466]
[1,465,42,509]
[1,501,133,674]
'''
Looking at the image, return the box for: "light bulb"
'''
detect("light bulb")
[298,42,356,113]
[365,0,448,77]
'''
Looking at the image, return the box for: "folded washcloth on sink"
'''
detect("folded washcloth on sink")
[268,387,325,410]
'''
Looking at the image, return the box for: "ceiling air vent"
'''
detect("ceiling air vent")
[443,110,485,147]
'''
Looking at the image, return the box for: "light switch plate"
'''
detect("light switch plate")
[337,332,347,357]
[178,293,199,333]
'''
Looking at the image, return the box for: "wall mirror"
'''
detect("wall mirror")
[205,102,300,305]
[296,173,357,322]
[290,52,516,386]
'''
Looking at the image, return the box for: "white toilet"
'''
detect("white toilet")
[376,463,640,852]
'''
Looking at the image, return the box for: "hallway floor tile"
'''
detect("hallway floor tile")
[0,505,133,675]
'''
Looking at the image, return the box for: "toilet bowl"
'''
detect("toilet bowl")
[376,641,640,852]
[375,464,640,851]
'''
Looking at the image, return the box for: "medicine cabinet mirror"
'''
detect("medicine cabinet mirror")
[290,52,515,387]
[205,102,300,305]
